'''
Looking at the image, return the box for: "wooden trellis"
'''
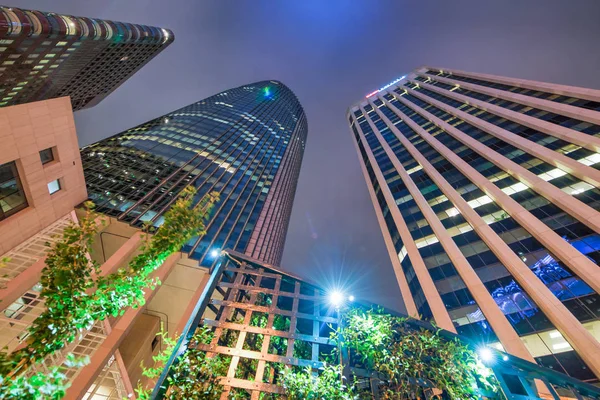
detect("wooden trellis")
[153,250,600,400]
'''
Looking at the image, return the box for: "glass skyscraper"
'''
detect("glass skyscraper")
[348,67,600,381]
[0,6,173,110]
[82,81,307,267]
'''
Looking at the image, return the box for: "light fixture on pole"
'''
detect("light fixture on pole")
[478,347,494,363]
[329,290,345,309]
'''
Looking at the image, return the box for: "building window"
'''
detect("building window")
[39,148,55,165]
[47,179,61,195]
[0,161,28,220]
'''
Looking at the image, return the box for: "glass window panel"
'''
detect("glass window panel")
[0,161,28,219]
[39,148,55,165]
[47,179,61,195]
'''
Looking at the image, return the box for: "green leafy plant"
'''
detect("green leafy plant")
[281,364,356,400]
[136,326,230,400]
[0,187,219,399]
[334,308,498,399]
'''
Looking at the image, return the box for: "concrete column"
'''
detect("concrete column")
[348,114,418,317]
[402,84,600,235]
[426,66,600,103]
[406,79,600,155]
[366,96,535,362]
[353,112,455,332]
[99,231,143,277]
[419,72,600,126]
[409,79,600,189]
[391,91,600,296]
[382,94,600,378]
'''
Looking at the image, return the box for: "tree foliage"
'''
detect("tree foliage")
[335,308,498,399]
[0,187,218,399]
[137,326,230,400]
[281,364,356,400]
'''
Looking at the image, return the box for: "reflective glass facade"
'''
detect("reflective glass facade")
[82,81,307,266]
[348,67,600,381]
[0,6,173,110]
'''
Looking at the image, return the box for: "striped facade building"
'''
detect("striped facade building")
[348,67,600,382]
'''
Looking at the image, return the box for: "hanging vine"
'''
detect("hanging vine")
[0,187,219,399]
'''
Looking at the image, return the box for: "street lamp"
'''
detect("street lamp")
[328,290,353,388]
[478,347,494,363]
[329,290,345,308]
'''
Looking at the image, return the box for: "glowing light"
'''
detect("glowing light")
[502,355,509,361]
[263,87,272,97]
[329,290,345,308]
[210,248,220,258]
[478,347,494,362]
[553,342,571,350]
[366,75,407,98]
[348,295,355,302]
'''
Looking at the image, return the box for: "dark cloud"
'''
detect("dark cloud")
[12,0,600,312]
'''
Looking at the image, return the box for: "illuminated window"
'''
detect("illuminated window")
[47,179,61,195]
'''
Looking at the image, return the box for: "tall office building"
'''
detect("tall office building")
[82,81,307,267]
[348,67,600,381]
[0,6,173,110]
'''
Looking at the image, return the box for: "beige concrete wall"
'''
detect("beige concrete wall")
[0,97,87,254]
[118,313,161,389]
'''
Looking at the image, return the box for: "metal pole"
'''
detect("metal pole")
[336,306,344,388]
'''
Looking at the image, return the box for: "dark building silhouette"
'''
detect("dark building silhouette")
[0,6,173,110]
[82,80,307,266]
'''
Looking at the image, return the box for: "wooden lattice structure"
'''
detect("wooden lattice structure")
[153,250,600,400]
[198,252,339,398]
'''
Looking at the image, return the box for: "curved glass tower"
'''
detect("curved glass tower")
[82,81,307,266]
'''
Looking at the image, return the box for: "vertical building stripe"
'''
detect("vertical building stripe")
[353,112,456,331]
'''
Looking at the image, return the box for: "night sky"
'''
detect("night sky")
[12,0,600,312]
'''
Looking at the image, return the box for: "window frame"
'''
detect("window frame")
[0,161,28,220]
[39,147,55,165]
[47,178,61,195]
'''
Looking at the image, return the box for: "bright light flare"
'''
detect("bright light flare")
[478,347,494,363]
[210,248,220,258]
[329,290,345,308]
[348,295,355,302]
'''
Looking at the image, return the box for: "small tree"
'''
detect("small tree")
[335,308,498,399]
[0,187,219,399]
